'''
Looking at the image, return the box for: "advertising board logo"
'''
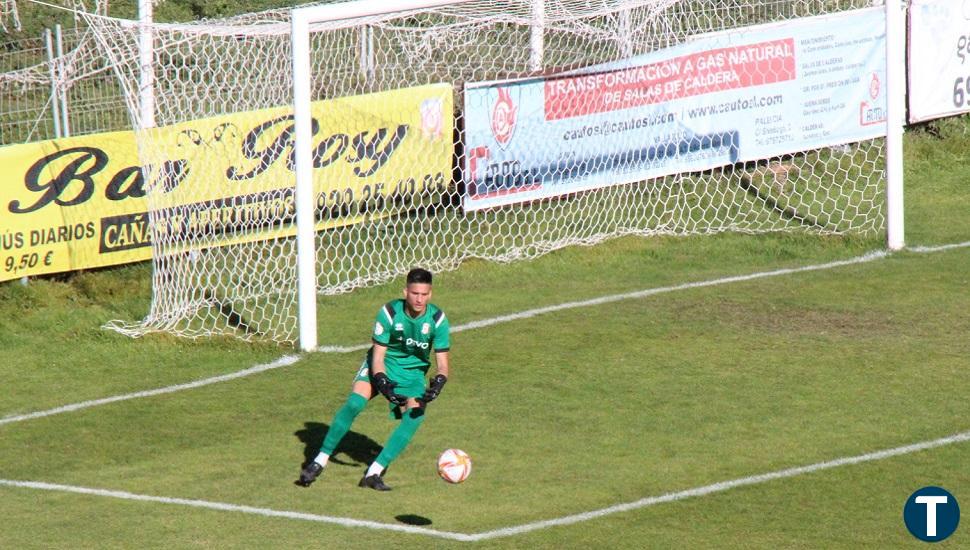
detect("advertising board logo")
[903,486,960,542]
[860,71,886,126]
[491,87,518,148]
[419,98,444,140]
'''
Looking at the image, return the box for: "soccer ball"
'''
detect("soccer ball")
[437,448,472,484]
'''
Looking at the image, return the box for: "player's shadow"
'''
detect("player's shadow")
[396,514,432,526]
[294,421,382,470]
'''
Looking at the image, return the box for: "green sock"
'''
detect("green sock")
[320,392,367,455]
[373,407,425,469]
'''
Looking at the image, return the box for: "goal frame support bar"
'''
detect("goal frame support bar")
[291,0,474,351]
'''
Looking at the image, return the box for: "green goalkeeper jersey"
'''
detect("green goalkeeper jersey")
[370,299,450,376]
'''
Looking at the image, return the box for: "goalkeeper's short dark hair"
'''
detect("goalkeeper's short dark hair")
[407,267,433,285]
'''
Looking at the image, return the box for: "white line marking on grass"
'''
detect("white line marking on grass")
[2,429,968,541]
[348,239,970,342]
[316,344,369,354]
[3,241,968,427]
[0,356,300,427]
[909,239,970,253]
[447,251,890,335]
[0,479,473,541]
[463,429,970,541]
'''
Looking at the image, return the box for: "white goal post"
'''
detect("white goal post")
[289,0,906,351]
[292,0,479,350]
[885,0,905,251]
[93,0,905,349]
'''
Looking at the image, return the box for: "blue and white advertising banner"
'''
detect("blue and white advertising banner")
[908,0,970,122]
[462,8,887,211]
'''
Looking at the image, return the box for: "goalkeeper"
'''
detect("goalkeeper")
[298,268,451,491]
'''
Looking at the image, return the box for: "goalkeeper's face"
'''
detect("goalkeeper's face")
[404,283,432,316]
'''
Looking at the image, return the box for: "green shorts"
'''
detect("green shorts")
[353,359,427,417]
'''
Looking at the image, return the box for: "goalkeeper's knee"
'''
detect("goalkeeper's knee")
[345,392,367,415]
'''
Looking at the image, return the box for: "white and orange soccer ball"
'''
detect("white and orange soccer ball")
[437,448,472,484]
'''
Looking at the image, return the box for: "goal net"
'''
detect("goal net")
[94,0,886,346]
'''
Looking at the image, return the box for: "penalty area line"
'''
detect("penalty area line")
[315,240,970,349]
[1,240,967,427]
[1,429,967,541]
[316,250,888,352]
[0,355,300,427]
[0,479,472,541]
[463,429,970,541]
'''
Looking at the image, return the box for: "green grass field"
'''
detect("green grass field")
[1,119,969,548]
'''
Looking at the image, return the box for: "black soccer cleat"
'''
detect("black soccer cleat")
[297,462,324,487]
[358,473,392,491]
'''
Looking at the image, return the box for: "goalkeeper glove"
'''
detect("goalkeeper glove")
[372,372,408,406]
[420,374,448,404]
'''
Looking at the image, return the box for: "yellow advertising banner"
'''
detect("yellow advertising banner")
[0,83,453,283]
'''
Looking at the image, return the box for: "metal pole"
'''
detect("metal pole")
[138,0,156,129]
[530,0,545,72]
[44,28,63,139]
[885,0,905,250]
[5,0,22,31]
[619,8,633,58]
[359,25,375,83]
[55,24,71,137]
